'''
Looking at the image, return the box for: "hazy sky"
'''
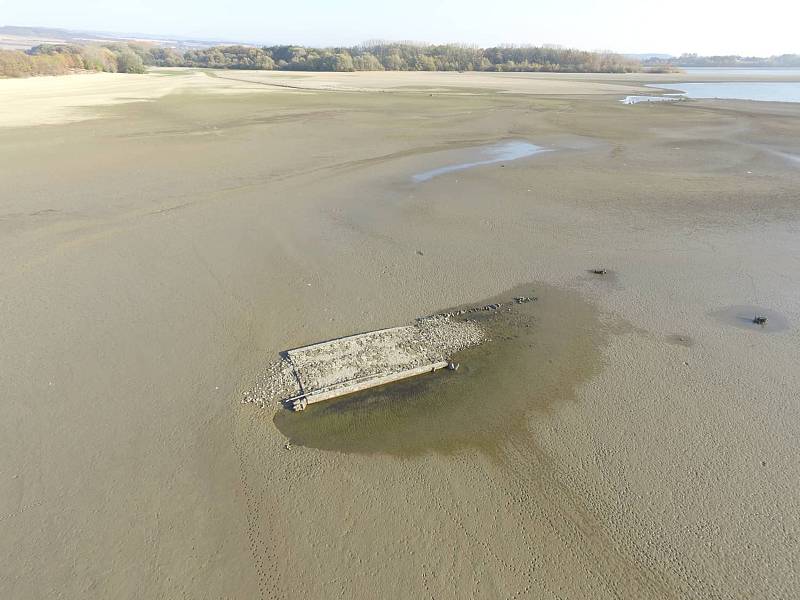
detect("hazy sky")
[2,0,798,56]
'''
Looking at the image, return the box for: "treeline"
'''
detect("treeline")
[7,40,799,79]
[154,43,641,73]
[1,41,640,77]
[0,43,146,77]
[644,53,800,69]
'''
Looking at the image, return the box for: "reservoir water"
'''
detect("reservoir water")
[645,81,800,103]
[682,67,800,77]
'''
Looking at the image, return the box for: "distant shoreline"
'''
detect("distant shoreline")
[1,40,641,79]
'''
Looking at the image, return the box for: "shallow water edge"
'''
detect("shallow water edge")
[274,283,612,458]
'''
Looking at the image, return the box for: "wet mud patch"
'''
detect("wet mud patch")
[710,304,791,333]
[274,283,611,458]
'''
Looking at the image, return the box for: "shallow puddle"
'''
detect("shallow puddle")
[711,304,791,333]
[274,284,610,458]
[411,140,548,182]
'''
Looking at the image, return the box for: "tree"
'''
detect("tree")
[333,53,354,72]
[116,51,146,74]
[353,53,383,71]
[382,52,404,70]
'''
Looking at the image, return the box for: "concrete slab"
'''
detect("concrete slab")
[286,326,449,409]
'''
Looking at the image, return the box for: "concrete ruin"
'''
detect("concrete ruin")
[286,326,451,411]
[243,314,486,412]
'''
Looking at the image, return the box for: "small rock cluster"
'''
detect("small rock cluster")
[415,315,485,357]
[242,358,300,408]
[437,296,536,318]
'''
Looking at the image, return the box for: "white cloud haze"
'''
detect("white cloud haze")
[1,0,798,55]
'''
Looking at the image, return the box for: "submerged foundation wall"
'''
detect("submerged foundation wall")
[286,326,451,410]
